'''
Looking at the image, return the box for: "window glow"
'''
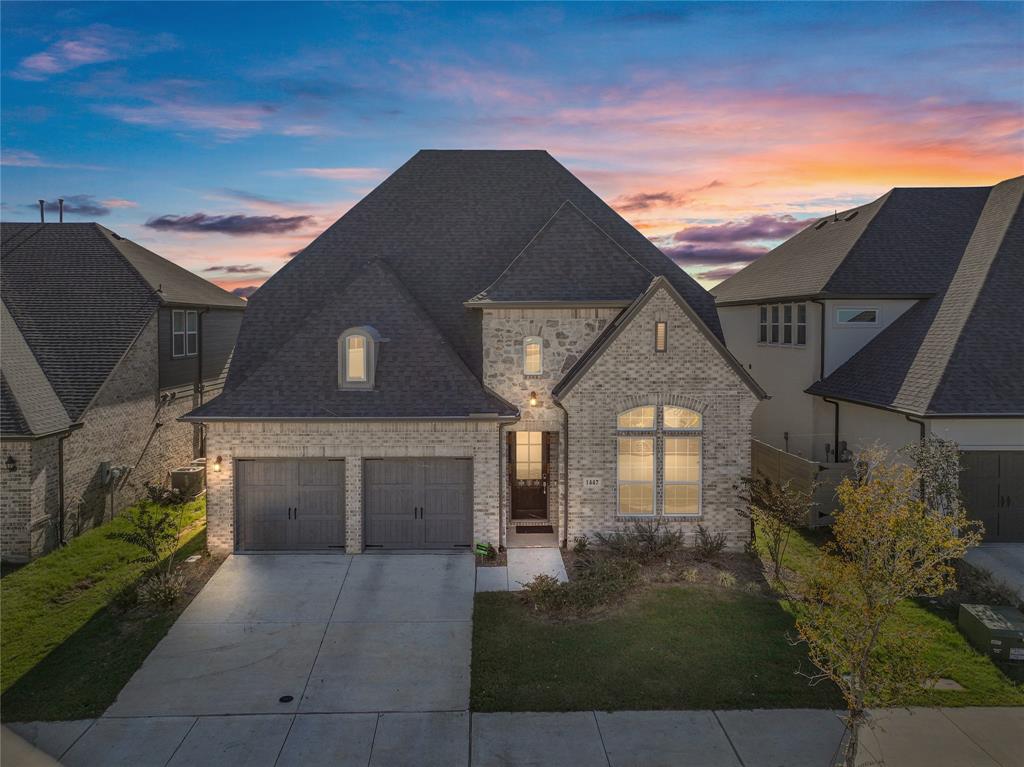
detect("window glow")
[346,335,367,381]
[523,337,543,375]
[515,431,543,480]
[655,321,667,352]
[618,437,654,515]
[663,406,701,430]
[617,406,655,430]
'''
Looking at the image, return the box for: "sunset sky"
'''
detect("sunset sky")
[2,1,1021,296]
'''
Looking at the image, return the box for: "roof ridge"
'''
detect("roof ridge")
[820,189,894,293]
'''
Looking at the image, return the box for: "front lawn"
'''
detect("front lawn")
[1,499,219,722]
[472,585,843,711]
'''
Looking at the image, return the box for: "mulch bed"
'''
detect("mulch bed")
[475,550,508,567]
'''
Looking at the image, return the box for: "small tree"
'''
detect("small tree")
[795,457,982,766]
[738,475,813,582]
[900,435,963,516]
[107,501,177,563]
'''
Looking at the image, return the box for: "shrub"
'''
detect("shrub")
[594,521,685,564]
[138,568,187,608]
[693,525,727,561]
[682,567,700,583]
[737,475,812,581]
[572,535,590,556]
[144,482,183,507]
[715,571,737,588]
[521,558,641,617]
[106,502,178,563]
[106,579,140,611]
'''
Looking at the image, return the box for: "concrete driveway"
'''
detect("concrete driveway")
[107,553,474,718]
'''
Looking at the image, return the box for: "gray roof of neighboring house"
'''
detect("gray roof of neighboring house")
[553,276,766,401]
[226,151,723,408]
[467,201,655,305]
[1,222,243,421]
[187,260,516,420]
[1,375,30,435]
[806,176,1024,416]
[712,185,992,305]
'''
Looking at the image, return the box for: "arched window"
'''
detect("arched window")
[523,336,543,375]
[616,405,702,517]
[339,327,379,389]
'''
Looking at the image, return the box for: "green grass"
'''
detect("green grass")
[773,526,1024,707]
[472,586,843,711]
[1,500,206,722]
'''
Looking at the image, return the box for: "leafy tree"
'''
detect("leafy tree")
[738,475,813,582]
[106,501,177,563]
[900,435,963,516]
[794,455,982,766]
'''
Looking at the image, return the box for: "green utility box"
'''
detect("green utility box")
[958,604,1024,662]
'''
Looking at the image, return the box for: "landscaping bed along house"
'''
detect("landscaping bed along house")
[471,519,1024,712]
[1,497,223,722]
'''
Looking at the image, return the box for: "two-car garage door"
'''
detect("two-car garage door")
[235,458,472,551]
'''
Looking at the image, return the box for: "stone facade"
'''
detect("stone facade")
[204,419,503,554]
[559,286,759,548]
[482,307,617,540]
[1,315,206,561]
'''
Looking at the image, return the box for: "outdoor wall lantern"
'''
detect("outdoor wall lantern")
[5,455,16,472]
[529,391,539,407]
[212,456,223,473]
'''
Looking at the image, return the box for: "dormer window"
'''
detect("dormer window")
[339,327,379,389]
[523,336,543,376]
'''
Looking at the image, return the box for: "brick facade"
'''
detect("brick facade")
[1,315,206,562]
[559,286,759,548]
[204,420,503,554]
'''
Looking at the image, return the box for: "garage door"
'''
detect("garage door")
[961,451,1024,543]
[236,459,345,551]
[363,458,473,549]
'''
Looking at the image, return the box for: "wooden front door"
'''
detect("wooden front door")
[509,431,549,521]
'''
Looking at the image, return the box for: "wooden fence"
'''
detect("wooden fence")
[750,439,851,526]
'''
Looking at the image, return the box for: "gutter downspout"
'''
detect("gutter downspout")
[822,397,840,462]
[554,399,570,548]
[497,413,521,551]
[196,307,209,458]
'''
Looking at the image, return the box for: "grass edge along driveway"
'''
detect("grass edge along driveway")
[1,500,207,722]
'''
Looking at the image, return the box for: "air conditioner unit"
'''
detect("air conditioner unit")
[170,465,205,499]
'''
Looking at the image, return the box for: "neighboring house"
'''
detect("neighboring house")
[0,223,246,561]
[713,176,1023,541]
[186,150,764,555]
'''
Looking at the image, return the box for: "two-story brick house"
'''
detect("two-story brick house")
[1,223,246,561]
[186,150,763,554]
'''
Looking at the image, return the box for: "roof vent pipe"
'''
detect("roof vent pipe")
[38,199,45,223]
[58,198,64,223]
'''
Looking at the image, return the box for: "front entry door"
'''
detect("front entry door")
[510,431,549,521]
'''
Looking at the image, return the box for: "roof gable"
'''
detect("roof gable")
[807,177,1024,416]
[1,300,72,435]
[467,201,653,304]
[554,276,765,400]
[227,150,723,396]
[189,260,515,420]
[713,185,992,305]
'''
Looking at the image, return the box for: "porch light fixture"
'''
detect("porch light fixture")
[529,391,539,407]
[212,456,223,473]
[5,455,16,472]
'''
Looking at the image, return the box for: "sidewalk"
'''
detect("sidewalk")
[3,707,1021,767]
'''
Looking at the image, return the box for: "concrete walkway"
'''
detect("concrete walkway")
[475,548,568,592]
[965,544,1024,604]
[5,707,1021,766]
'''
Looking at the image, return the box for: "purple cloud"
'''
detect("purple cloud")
[202,264,266,274]
[612,191,690,212]
[13,24,177,81]
[145,212,312,236]
[25,194,110,217]
[660,243,769,266]
[673,214,813,244]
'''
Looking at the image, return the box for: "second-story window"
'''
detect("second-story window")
[758,303,807,347]
[655,321,667,352]
[338,326,378,389]
[523,336,543,375]
[172,309,198,358]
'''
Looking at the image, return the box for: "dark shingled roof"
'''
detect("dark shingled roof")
[1,222,243,420]
[807,177,1024,416]
[467,201,654,304]
[713,186,992,304]
[189,260,515,420]
[0,375,29,436]
[226,151,722,405]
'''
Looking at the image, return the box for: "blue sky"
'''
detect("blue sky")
[2,1,1021,294]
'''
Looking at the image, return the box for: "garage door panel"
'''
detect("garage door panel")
[237,459,345,551]
[961,451,1024,543]
[364,458,472,549]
